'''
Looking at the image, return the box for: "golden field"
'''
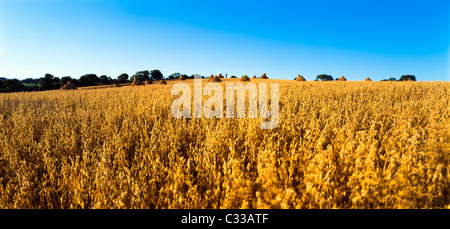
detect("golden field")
[0,79,448,209]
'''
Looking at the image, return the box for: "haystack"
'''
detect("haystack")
[296,75,306,81]
[160,79,167,84]
[179,75,186,80]
[144,79,153,85]
[240,75,250,82]
[364,77,372,81]
[252,75,257,79]
[261,73,269,79]
[208,74,215,81]
[337,76,347,81]
[60,81,77,90]
[131,78,143,86]
[211,76,222,82]
[218,73,224,78]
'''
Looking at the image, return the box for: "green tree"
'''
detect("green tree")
[117,73,129,83]
[381,77,397,81]
[60,76,73,85]
[79,73,100,86]
[72,79,81,87]
[168,72,181,80]
[40,73,56,90]
[150,69,164,81]
[100,75,113,85]
[132,70,150,81]
[53,76,61,88]
[315,74,334,81]
[4,79,25,92]
[399,75,416,81]
[21,78,39,85]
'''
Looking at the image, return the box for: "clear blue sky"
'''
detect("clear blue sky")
[0,0,448,81]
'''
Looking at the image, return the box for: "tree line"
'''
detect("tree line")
[314,74,417,81]
[0,69,166,93]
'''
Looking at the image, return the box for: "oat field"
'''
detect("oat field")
[0,79,448,209]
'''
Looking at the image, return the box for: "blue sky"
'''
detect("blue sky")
[0,0,448,81]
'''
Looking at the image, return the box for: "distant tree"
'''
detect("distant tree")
[382,77,397,81]
[40,73,57,90]
[132,70,150,81]
[100,75,108,84]
[53,77,61,88]
[60,76,73,85]
[79,73,100,86]
[99,75,113,85]
[150,69,164,81]
[72,79,81,87]
[28,85,40,91]
[21,78,38,84]
[230,75,237,78]
[315,74,334,81]
[117,73,129,83]
[0,80,3,89]
[4,79,25,92]
[399,75,416,81]
[168,72,181,80]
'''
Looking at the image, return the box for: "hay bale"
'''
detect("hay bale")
[252,75,257,79]
[144,79,153,85]
[337,76,347,81]
[240,75,250,82]
[261,73,269,79]
[131,78,143,86]
[179,75,186,80]
[208,74,215,81]
[364,77,372,81]
[296,75,306,81]
[211,76,222,82]
[60,81,77,90]
[160,79,167,84]
[218,73,224,78]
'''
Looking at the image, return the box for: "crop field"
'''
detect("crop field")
[0,79,448,209]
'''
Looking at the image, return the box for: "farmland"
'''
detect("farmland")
[0,79,448,209]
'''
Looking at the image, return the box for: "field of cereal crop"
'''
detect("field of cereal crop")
[0,78,448,209]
